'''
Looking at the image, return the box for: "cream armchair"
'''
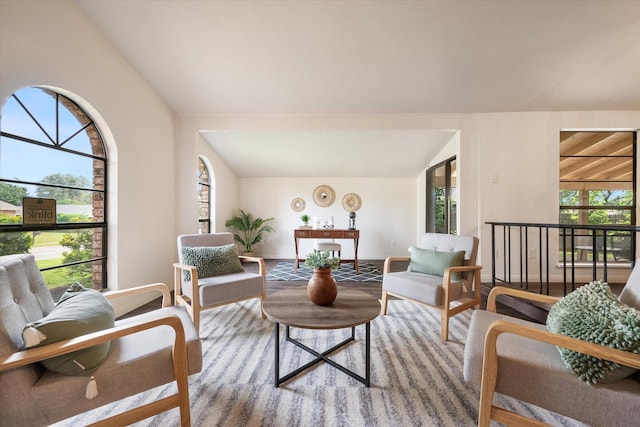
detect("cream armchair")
[381,233,482,341]
[174,233,266,333]
[464,280,640,426]
[0,254,202,426]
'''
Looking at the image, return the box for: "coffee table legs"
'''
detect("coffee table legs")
[273,322,371,387]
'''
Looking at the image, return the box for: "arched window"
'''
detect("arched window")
[198,157,210,233]
[0,87,107,298]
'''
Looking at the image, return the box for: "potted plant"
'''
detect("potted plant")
[304,250,340,305]
[304,250,341,270]
[224,209,275,256]
[300,214,310,227]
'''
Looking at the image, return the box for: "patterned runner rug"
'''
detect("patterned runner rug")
[58,299,582,427]
[266,262,382,282]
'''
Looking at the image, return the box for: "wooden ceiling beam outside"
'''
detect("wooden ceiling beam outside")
[559,131,635,189]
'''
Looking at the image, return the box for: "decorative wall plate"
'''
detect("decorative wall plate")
[342,193,362,212]
[290,197,306,212]
[312,184,336,207]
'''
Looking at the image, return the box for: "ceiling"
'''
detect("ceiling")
[75,0,640,177]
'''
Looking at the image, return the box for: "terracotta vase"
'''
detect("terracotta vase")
[307,267,338,305]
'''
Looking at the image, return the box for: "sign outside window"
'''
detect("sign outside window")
[22,198,57,225]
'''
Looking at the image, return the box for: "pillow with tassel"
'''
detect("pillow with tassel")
[21,282,115,399]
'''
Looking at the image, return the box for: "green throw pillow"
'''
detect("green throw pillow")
[181,244,245,280]
[21,282,115,376]
[407,246,465,279]
[546,280,640,384]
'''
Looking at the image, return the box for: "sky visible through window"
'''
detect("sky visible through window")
[0,87,92,195]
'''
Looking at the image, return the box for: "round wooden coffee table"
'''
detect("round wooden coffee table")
[263,286,380,387]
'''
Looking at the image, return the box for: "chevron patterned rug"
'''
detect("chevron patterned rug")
[266,262,382,282]
[57,299,582,427]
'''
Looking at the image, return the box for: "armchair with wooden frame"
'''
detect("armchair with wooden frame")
[464,283,640,427]
[381,233,482,341]
[174,233,266,333]
[0,254,202,426]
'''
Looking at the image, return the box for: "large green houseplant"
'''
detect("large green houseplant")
[224,210,275,255]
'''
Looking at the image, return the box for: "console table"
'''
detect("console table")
[294,228,360,273]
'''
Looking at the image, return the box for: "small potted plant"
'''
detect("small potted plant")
[304,250,340,305]
[224,209,275,256]
[300,214,310,227]
[304,250,341,270]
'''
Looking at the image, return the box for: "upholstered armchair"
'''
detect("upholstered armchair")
[174,233,266,333]
[464,269,640,426]
[0,254,202,426]
[381,233,482,341]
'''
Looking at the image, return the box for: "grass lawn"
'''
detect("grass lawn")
[32,232,69,289]
[37,258,71,289]
[33,231,65,246]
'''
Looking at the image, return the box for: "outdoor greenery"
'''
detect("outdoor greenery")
[559,190,633,225]
[36,174,92,204]
[0,215,32,254]
[224,210,275,253]
[59,230,93,284]
[0,182,28,206]
[304,250,341,270]
[38,258,70,289]
[559,189,634,260]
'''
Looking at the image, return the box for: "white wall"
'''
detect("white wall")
[236,177,416,259]
[175,114,478,264]
[180,112,640,284]
[475,111,640,283]
[1,1,178,294]
[4,1,639,289]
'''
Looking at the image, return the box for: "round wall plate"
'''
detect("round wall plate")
[290,197,306,212]
[312,184,336,207]
[342,193,362,211]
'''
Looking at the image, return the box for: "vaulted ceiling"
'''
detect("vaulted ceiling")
[75,0,640,177]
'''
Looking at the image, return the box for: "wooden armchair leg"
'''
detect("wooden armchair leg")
[192,307,200,333]
[260,294,267,319]
[440,310,450,342]
[381,291,389,315]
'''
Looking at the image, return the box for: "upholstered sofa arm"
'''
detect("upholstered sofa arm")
[238,255,266,277]
[479,319,640,426]
[105,283,172,308]
[485,286,560,312]
[383,256,410,273]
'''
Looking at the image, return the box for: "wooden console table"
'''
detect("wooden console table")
[294,228,360,273]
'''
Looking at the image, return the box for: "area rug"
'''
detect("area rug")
[266,262,382,282]
[56,300,583,427]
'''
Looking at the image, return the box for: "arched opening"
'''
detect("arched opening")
[0,86,110,298]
